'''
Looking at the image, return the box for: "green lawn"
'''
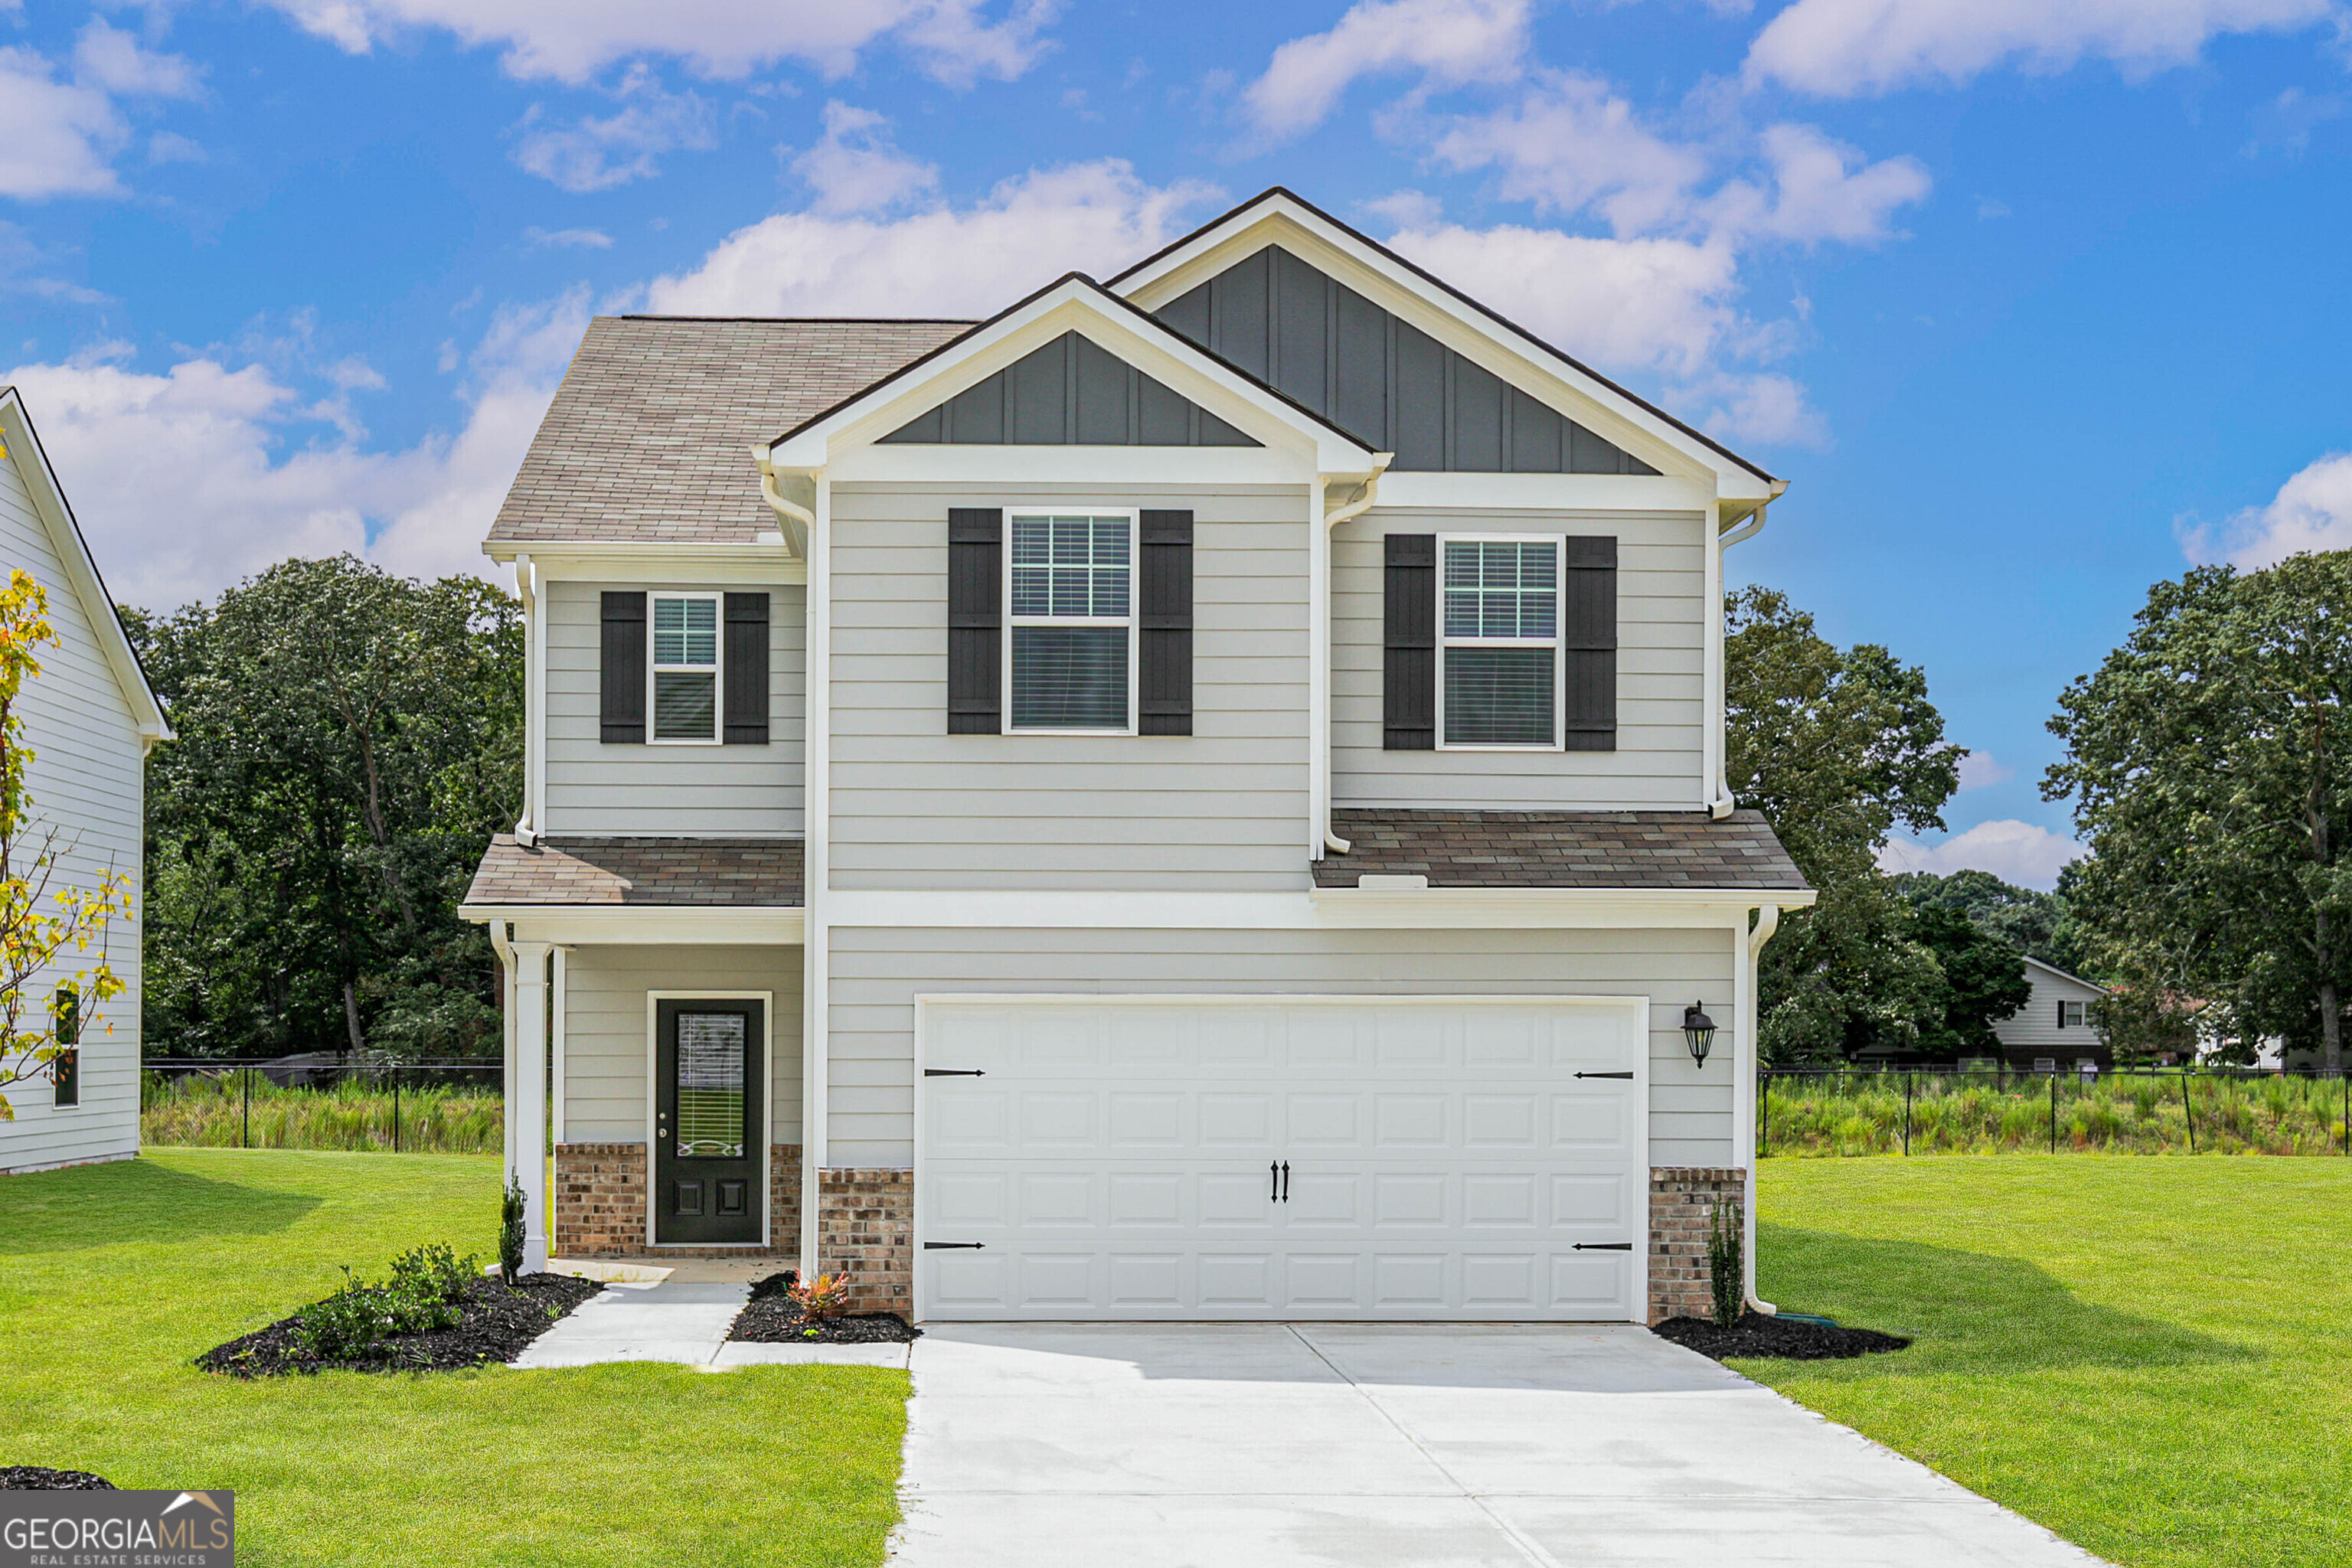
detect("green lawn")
[1749,1158,2352,1568]
[2,1149,906,1566]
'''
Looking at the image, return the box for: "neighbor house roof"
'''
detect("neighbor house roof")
[465,835,805,907]
[2022,953,2109,994]
[486,316,971,548]
[1315,809,1809,892]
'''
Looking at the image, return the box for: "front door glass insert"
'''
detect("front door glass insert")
[675,1011,747,1158]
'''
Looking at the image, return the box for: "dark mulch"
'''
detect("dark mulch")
[1655,1312,1911,1361]
[729,1272,920,1344]
[196,1272,603,1377]
[2,1467,116,1490]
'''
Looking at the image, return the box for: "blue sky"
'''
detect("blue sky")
[5,0,2350,885]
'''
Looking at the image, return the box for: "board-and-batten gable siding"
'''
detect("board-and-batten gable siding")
[828,482,1310,891]
[544,578,805,836]
[0,446,144,1170]
[1991,967,2110,1054]
[1334,506,1706,809]
[559,945,805,1144]
[824,924,1737,1168]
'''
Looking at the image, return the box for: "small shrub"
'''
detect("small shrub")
[294,1268,396,1360]
[1707,1198,1743,1327]
[788,1272,854,1322]
[388,1243,479,1306]
[499,1177,526,1285]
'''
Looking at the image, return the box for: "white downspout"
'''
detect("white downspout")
[1742,902,1782,1315]
[1315,456,1391,858]
[800,469,831,1280]
[512,556,544,846]
[1709,497,1775,819]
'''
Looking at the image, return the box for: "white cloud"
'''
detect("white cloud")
[1955,750,2014,790]
[2182,451,2352,569]
[4,292,587,608]
[524,226,616,249]
[645,161,1217,316]
[0,47,129,198]
[1362,188,1443,228]
[1710,122,1931,246]
[147,131,207,165]
[257,0,1054,89]
[1746,0,2332,98]
[1429,70,1709,236]
[71,18,201,100]
[1239,0,1530,144]
[512,69,716,192]
[1879,819,2087,890]
[788,101,939,215]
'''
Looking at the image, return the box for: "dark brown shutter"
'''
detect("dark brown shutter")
[1138,510,1194,736]
[600,590,646,743]
[948,508,1003,733]
[723,592,770,744]
[1383,533,1436,750]
[1562,535,1617,751]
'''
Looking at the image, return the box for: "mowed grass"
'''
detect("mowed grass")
[1746,1158,2352,1568]
[2,1149,906,1566]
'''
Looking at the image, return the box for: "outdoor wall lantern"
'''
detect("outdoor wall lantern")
[1682,1002,1717,1069]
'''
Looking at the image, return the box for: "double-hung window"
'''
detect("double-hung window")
[1440,537,1559,747]
[651,593,721,743]
[1008,512,1134,732]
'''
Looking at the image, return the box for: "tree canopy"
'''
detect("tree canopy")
[2043,552,2352,1071]
[127,556,521,1059]
[1892,867,2092,978]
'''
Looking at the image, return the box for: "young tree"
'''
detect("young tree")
[1726,587,1964,1060]
[2045,553,2352,1072]
[0,570,132,1118]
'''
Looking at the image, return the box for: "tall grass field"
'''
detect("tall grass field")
[142,1072,504,1154]
[1763,1070,2350,1157]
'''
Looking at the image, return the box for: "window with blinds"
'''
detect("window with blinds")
[1440,537,1559,747]
[675,1011,747,1158]
[651,593,720,743]
[1009,513,1134,731]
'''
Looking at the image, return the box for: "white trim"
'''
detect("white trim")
[1371,472,1715,513]
[466,905,806,946]
[825,887,1815,931]
[550,946,567,1146]
[648,592,723,746]
[488,549,808,587]
[511,939,551,1272]
[803,470,832,1279]
[1704,509,1726,813]
[1003,508,1140,737]
[1308,483,1330,860]
[644,990,777,1250]
[828,444,1309,487]
[1740,903,1781,1315]
[911,991,1652,1323]
[1435,533,1564,753]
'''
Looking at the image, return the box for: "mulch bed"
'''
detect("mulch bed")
[1655,1312,1911,1361]
[2,1467,116,1490]
[196,1272,603,1377]
[728,1273,920,1344]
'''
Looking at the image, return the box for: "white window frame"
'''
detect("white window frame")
[1435,532,1563,752]
[1003,508,1140,737]
[648,591,724,746]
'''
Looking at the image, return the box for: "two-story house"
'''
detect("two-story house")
[462,189,1813,1325]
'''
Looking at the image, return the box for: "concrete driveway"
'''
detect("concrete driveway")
[890,1324,2103,1568]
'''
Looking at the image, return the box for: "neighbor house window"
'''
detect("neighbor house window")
[2060,1001,2086,1027]
[651,594,720,743]
[1008,513,1133,732]
[1440,537,1559,747]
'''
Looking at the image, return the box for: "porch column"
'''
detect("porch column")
[510,939,553,1272]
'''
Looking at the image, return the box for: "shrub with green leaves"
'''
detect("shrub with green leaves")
[389,1243,479,1305]
[1708,1197,1744,1326]
[294,1267,397,1360]
[499,1178,525,1285]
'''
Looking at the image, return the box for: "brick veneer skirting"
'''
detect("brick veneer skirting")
[553,1142,802,1259]
[1648,1166,1747,1325]
[816,1168,913,1314]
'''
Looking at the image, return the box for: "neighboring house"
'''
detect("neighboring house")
[461,189,1815,1325]
[1990,955,2110,1071]
[0,390,171,1174]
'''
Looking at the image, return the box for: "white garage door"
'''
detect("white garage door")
[915,996,1648,1321]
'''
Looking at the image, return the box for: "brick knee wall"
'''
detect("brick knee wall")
[1648,1166,1747,1325]
[817,1168,913,1315]
[554,1143,804,1258]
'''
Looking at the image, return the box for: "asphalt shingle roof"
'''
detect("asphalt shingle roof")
[488,315,972,547]
[466,835,805,907]
[1315,808,1809,892]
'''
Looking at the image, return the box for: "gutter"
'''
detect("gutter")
[753,448,815,557]
[1707,491,1785,819]
[1315,456,1393,856]
[511,556,544,847]
[1743,901,1784,1316]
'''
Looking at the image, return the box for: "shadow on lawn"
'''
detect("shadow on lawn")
[1756,1223,2258,1374]
[3,1158,322,1254]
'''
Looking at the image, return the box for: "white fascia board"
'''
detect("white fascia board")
[766,280,1378,475]
[1370,472,1716,514]
[0,391,172,743]
[1112,199,1763,494]
[825,887,1811,932]
[484,545,809,587]
[459,904,807,946]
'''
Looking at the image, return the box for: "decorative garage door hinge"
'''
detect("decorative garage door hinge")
[923,1068,986,1076]
[1573,1071,1635,1080]
[923,1241,985,1250]
[1571,1242,1633,1251]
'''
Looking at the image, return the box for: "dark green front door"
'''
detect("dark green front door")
[654,998,763,1245]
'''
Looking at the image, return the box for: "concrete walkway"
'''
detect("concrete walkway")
[508,1259,910,1370]
[890,1324,2105,1568]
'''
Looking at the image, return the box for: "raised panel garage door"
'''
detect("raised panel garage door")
[915,997,1648,1321]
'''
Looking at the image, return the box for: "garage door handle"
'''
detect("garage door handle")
[1572,1242,1633,1251]
[923,1069,985,1077]
[1270,1161,1279,1201]
[1281,1161,1290,1202]
[923,1241,985,1250]
[1573,1071,1635,1080]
